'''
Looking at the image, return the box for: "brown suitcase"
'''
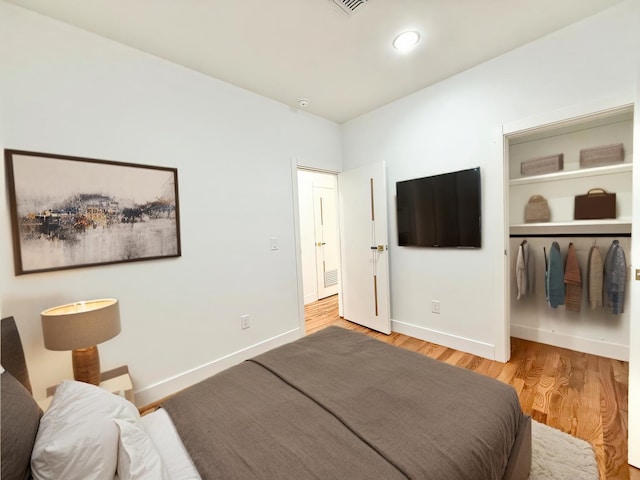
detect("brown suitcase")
[574,188,616,220]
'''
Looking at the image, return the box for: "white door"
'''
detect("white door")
[339,162,391,334]
[313,185,340,299]
[627,80,639,468]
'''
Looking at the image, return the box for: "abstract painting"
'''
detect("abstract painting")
[5,149,181,275]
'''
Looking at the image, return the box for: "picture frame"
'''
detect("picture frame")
[5,149,181,275]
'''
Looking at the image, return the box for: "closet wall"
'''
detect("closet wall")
[507,104,634,362]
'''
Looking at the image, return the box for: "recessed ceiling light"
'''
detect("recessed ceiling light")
[298,98,310,108]
[393,31,420,52]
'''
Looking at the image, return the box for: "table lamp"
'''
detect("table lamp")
[41,298,121,385]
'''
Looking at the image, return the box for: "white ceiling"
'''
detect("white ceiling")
[7,0,625,123]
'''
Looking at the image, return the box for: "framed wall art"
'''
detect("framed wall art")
[5,149,181,275]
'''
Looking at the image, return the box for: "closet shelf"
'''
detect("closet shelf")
[509,162,632,186]
[510,218,632,236]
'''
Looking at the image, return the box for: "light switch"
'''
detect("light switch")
[270,237,279,251]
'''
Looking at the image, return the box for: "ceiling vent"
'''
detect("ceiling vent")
[331,0,369,15]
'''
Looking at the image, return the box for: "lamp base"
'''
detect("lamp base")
[72,346,101,385]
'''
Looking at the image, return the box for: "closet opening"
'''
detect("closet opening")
[503,103,634,363]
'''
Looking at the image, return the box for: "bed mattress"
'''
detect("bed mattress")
[164,326,529,479]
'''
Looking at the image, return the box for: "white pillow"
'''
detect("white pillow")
[31,380,141,480]
[142,408,202,479]
[114,419,170,480]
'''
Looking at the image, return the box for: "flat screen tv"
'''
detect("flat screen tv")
[396,167,481,248]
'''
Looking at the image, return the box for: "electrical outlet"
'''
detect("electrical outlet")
[240,314,250,330]
[431,300,440,314]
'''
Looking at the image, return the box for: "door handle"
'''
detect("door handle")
[370,245,386,252]
[316,242,326,247]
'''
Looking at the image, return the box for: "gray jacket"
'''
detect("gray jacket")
[603,240,626,315]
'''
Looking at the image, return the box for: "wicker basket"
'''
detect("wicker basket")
[524,195,550,223]
[520,154,563,176]
[579,143,623,168]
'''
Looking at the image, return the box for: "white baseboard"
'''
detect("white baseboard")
[510,323,629,361]
[135,328,302,407]
[303,293,318,305]
[391,319,496,360]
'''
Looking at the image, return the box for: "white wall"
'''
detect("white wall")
[341,0,640,363]
[0,1,341,406]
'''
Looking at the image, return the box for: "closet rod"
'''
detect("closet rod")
[510,233,631,238]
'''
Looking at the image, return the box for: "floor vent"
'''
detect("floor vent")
[331,0,368,15]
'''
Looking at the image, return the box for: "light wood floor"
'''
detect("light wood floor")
[305,295,640,480]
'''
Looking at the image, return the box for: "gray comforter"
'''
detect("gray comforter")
[164,327,525,479]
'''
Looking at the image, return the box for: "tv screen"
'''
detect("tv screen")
[396,167,481,248]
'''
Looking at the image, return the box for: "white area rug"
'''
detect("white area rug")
[531,420,599,480]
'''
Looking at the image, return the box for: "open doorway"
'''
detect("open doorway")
[297,169,340,306]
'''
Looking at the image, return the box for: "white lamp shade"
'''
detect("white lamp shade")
[41,298,121,351]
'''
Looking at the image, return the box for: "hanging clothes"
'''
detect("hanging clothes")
[543,246,548,302]
[545,241,565,308]
[604,240,627,315]
[563,242,582,312]
[587,244,603,309]
[516,243,525,300]
[516,240,535,300]
[527,244,535,294]
[516,240,529,300]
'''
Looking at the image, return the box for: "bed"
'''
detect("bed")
[1,316,532,480]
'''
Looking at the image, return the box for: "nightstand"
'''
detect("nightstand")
[37,365,134,411]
